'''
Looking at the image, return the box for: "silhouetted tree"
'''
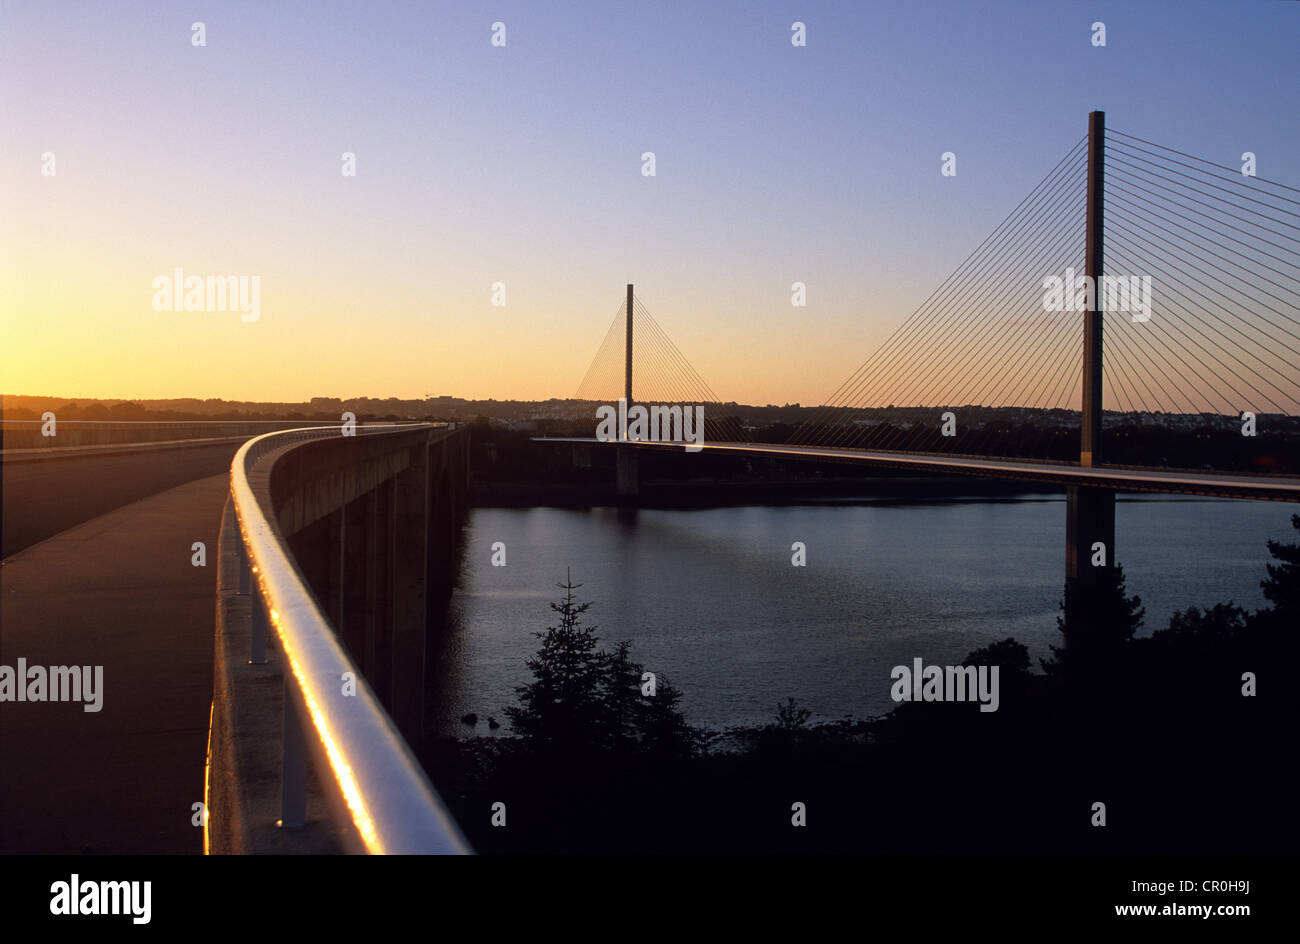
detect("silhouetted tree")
[107,400,147,419]
[963,637,1031,674]
[505,573,702,760]
[505,572,608,754]
[636,674,706,759]
[1261,514,1300,620]
[1042,564,1144,676]
[1162,602,1249,641]
[773,696,812,731]
[603,640,646,752]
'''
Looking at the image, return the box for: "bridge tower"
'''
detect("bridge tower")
[1066,111,1116,590]
[616,282,640,497]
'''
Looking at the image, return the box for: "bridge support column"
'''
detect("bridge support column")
[390,445,429,742]
[325,508,344,629]
[362,489,382,689]
[341,496,368,664]
[370,482,394,706]
[616,445,639,498]
[1066,485,1115,587]
[426,450,456,602]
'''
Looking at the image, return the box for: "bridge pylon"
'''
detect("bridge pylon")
[1066,110,1116,592]
[616,282,639,498]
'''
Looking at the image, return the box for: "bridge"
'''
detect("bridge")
[1,419,345,557]
[4,111,1297,856]
[547,112,1300,600]
[1,420,473,855]
[544,438,1300,503]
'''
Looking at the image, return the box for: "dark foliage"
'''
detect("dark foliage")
[422,520,1299,855]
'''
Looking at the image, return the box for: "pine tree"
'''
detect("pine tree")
[505,573,703,759]
[504,571,608,753]
[603,640,646,753]
[1261,514,1300,619]
[638,675,706,760]
[1042,564,1144,675]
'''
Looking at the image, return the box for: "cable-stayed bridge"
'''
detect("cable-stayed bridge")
[543,112,1300,591]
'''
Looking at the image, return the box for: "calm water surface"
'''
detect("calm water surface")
[429,496,1294,733]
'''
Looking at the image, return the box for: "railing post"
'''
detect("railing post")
[250,587,269,665]
[237,535,250,595]
[279,678,307,829]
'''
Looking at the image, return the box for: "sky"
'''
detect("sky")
[2,0,1298,405]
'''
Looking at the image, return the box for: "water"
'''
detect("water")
[430,496,1295,733]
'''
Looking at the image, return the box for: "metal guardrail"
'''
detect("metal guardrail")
[230,423,471,854]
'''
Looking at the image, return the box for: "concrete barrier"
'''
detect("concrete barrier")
[207,424,471,854]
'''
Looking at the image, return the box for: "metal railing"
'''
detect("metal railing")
[230,423,470,854]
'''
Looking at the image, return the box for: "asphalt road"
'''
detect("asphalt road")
[0,474,229,853]
[2,442,242,559]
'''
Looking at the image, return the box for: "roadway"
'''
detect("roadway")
[1,437,246,852]
[2,438,245,558]
[539,438,1300,502]
[0,473,229,853]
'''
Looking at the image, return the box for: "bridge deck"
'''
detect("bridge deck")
[538,438,1300,502]
[0,474,228,853]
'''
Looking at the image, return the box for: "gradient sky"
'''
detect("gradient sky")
[2,1,1297,405]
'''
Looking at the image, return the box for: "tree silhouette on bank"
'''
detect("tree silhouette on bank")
[1041,563,1144,677]
[505,571,606,754]
[504,571,703,760]
[1261,514,1300,622]
[433,518,1300,855]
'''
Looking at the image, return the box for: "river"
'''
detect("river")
[428,495,1294,733]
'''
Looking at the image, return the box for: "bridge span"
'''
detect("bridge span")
[2,422,473,855]
[540,437,1300,503]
